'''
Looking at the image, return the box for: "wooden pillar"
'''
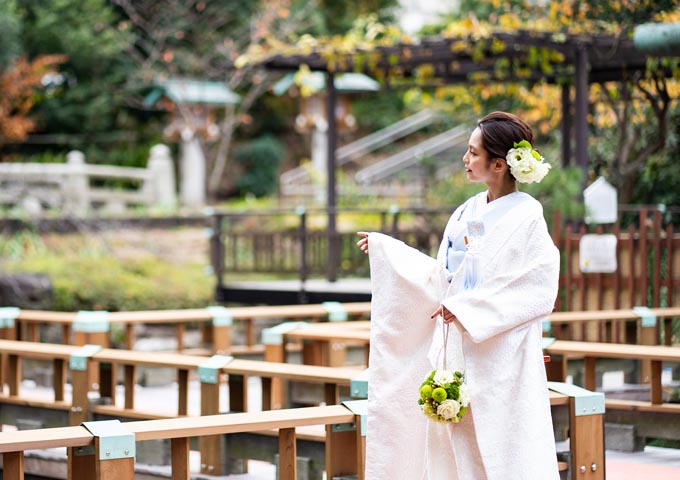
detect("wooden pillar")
[574,46,589,171]
[560,83,572,167]
[326,71,338,283]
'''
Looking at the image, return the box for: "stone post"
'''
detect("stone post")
[179,129,206,209]
[64,150,89,216]
[147,144,177,209]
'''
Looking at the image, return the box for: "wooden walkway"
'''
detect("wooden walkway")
[216,278,372,304]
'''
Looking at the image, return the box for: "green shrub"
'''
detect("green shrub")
[1,232,214,312]
[234,135,285,197]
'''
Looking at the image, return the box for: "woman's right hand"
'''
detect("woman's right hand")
[357,231,369,254]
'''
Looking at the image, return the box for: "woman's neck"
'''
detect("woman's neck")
[486,181,517,202]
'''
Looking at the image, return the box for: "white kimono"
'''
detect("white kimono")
[365,191,560,480]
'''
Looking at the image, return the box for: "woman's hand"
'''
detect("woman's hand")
[357,232,369,254]
[430,305,457,324]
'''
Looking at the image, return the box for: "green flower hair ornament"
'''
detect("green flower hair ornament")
[505,140,551,184]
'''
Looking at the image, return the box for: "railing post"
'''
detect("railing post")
[633,306,656,383]
[3,451,25,480]
[79,420,136,480]
[261,322,308,409]
[278,427,297,480]
[207,306,232,355]
[69,345,102,425]
[549,382,605,480]
[327,400,367,480]
[198,354,232,475]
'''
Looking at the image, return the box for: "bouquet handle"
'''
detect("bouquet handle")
[441,322,450,371]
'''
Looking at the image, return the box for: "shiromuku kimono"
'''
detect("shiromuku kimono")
[365,191,560,480]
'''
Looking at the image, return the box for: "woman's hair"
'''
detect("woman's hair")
[476,111,534,161]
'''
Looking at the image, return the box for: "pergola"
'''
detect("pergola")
[254,25,677,281]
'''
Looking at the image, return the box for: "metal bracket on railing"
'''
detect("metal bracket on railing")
[73,310,109,333]
[0,307,20,329]
[350,368,369,399]
[207,305,232,327]
[69,344,103,371]
[323,301,347,322]
[261,321,309,345]
[541,317,552,333]
[341,399,368,436]
[81,420,135,461]
[548,381,605,416]
[633,306,657,328]
[198,354,234,384]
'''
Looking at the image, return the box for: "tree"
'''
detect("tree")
[113,0,399,198]
[17,0,132,137]
[0,55,66,149]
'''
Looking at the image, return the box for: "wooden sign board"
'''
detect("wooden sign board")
[579,234,618,273]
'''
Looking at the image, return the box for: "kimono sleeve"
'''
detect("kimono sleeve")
[441,216,559,343]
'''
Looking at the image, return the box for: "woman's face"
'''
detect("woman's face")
[463,127,493,183]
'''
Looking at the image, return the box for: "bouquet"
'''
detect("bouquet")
[418,369,469,423]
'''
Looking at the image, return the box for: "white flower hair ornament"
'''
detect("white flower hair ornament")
[505,140,551,184]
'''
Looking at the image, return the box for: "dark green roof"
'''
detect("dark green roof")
[144,79,240,107]
[272,72,380,96]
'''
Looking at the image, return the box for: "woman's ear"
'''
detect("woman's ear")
[494,158,508,172]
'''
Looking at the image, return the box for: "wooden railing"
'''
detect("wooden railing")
[545,340,680,409]
[208,206,680,307]
[0,302,371,355]
[0,404,364,480]
[0,338,366,475]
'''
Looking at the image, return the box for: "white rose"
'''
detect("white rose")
[458,384,471,407]
[433,369,454,386]
[437,399,461,420]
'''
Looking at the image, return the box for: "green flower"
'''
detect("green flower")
[420,384,433,400]
[432,387,447,403]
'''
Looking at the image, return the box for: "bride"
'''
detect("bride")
[357,111,560,479]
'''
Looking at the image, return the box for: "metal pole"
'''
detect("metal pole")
[326,72,338,283]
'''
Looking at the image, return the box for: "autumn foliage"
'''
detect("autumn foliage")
[0,54,65,148]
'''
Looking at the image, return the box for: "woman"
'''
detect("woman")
[357,111,560,479]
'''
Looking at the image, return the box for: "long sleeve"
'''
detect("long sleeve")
[442,216,559,343]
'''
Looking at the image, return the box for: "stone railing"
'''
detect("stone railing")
[0,144,176,216]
